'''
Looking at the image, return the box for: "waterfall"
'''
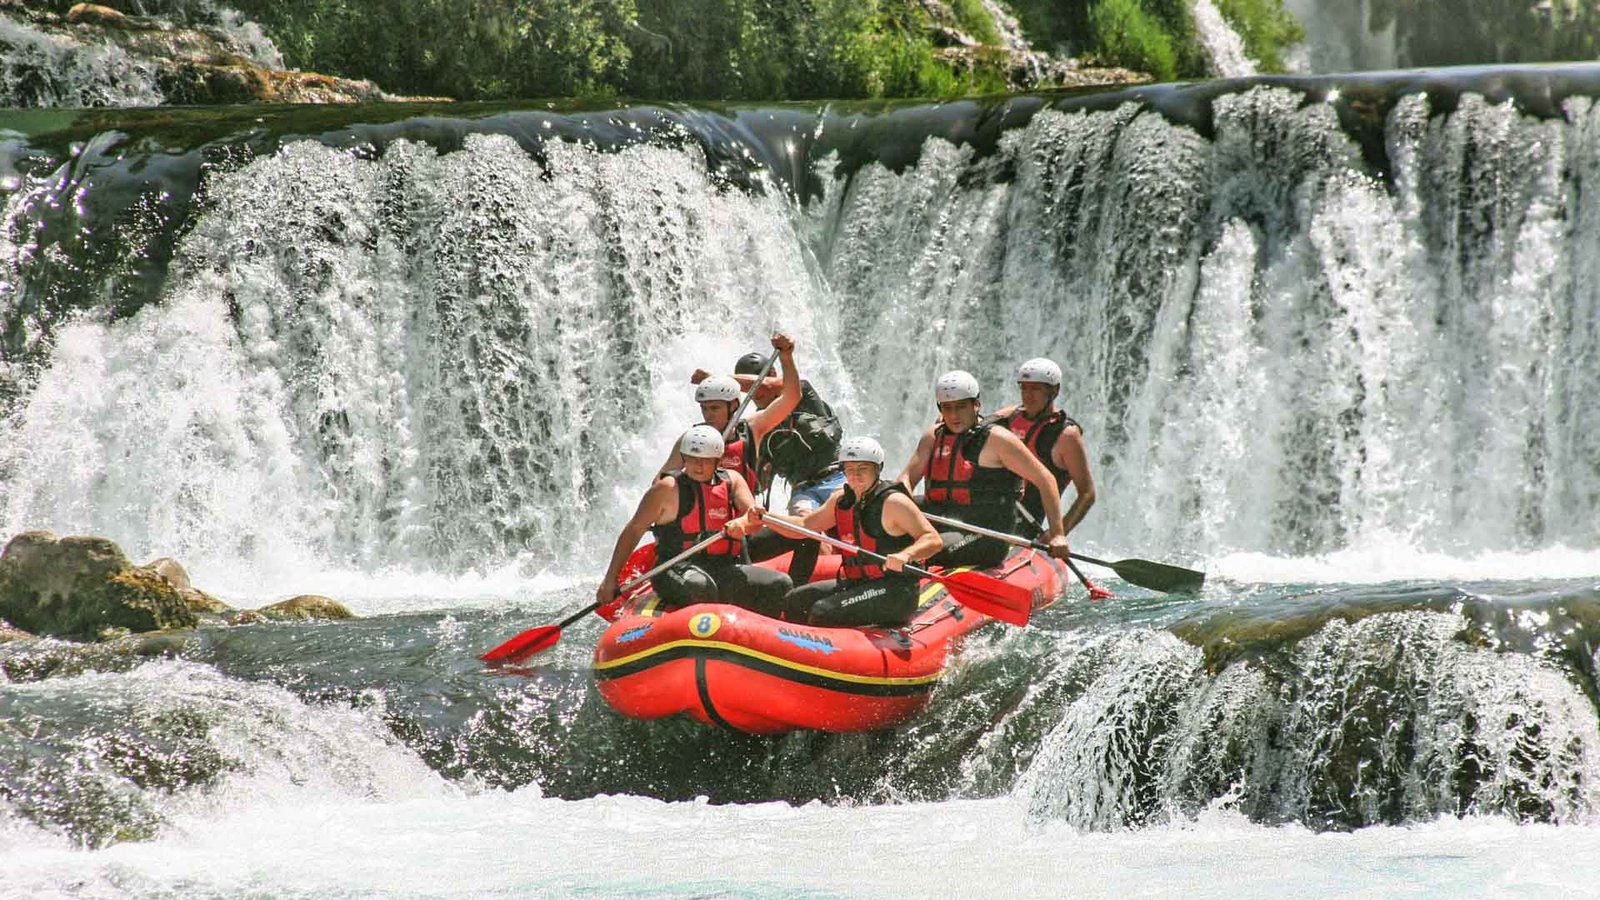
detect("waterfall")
[811,85,1600,559]
[0,134,847,580]
[1192,0,1258,78]
[3,72,1599,578]
[0,17,164,108]
[1013,611,1600,829]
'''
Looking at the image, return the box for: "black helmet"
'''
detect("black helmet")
[734,352,768,376]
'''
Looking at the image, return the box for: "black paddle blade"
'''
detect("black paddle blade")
[1107,558,1205,593]
[938,570,1032,625]
[480,625,561,663]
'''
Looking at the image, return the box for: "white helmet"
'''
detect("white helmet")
[1016,357,1062,387]
[694,375,741,404]
[679,424,726,459]
[934,370,980,403]
[836,436,886,468]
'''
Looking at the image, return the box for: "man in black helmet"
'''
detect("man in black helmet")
[704,351,845,515]
[690,346,844,586]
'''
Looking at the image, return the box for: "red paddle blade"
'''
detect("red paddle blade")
[479,625,562,663]
[936,570,1033,626]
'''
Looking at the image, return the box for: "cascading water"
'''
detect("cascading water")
[5,66,1600,895]
[1192,0,1259,78]
[0,17,164,108]
[814,84,1600,561]
[2,131,849,584]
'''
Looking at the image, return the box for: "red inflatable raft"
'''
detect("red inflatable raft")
[592,547,1074,734]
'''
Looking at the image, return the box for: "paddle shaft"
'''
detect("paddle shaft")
[767,519,940,580]
[923,510,1057,554]
[542,532,731,633]
[1002,501,1106,596]
[720,348,781,442]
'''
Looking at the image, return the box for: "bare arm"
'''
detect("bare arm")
[723,471,765,538]
[597,478,675,605]
[1051,426,1096,535]
[990,429,1066,541]
[761,489,842,535]
[880,492,944,570]
[896,426,937,491]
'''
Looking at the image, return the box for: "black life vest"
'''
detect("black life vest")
[833,481,915,582]
[924,423,1023,530]
[1003,408,1081,523]
[649,469,742,559]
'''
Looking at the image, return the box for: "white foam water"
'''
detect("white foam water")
[5,791,1599,898]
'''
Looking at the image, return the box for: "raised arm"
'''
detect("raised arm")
[746,333,800,440]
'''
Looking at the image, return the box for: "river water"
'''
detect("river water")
[3,65,1600,897]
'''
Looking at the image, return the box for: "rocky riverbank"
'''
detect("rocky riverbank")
[0,530,352,651]
[0,2,424,106]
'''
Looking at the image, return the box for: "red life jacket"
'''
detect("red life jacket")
[719,420,760,490]
[1003,408,1080,524]
[649,469,742,558]
[834,481,915,582]
[924,422,1022,512]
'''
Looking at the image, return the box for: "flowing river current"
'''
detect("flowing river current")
[4,65,1600,896]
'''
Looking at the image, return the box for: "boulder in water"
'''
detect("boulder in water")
[139,556,230,615]
[0,531,198,640]
[254,594,354,621]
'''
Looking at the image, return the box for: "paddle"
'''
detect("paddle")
[922,511,1206,594]
[480,532,726,664]
[597,542,657,621]
[721,347,780,442]
[1009,501,1112,599]
[765,519,1033,626]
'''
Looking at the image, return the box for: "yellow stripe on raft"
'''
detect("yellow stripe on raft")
[595,639,947,687]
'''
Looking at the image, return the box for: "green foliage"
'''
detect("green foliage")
[194,0,1010,101]
[1213,0,1304,73]
[1088,0,1179,80]
[951,0,1002,46]
[221,0,637,100]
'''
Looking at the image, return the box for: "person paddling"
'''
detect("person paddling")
[989,358,1096,533]
[760,437,943,627]
[600,425,791,616]
[898,370,1071,568]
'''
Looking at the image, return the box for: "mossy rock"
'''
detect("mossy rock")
[254,594,354,622]
[0,531,198,641]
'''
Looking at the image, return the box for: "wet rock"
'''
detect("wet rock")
[254,594,355,621]
[0,531,198,641]
[143,557,191,592]
[66,4,126,27]
[139,557,230,615]
[935,45,1151,92]
[1,3,425,105]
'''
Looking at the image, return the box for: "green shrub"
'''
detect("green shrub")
[1089,0,1178,80]
[951,0,1003,45]
[1212,0,1304,72]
